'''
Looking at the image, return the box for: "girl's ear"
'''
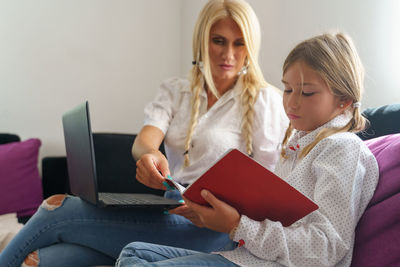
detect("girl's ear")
[338,99,353,110]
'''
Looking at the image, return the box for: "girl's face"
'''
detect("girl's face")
[282,61,344,132]
[208,18,247,87]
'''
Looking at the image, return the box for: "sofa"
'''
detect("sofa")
[351,104,400,266]
[0,104,399,266]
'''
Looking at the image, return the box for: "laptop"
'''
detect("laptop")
[62,101,181,209]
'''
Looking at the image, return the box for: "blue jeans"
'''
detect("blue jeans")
[116,242,239,266]
[0,191,233,267]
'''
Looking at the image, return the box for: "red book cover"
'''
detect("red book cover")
[181,149,318,227]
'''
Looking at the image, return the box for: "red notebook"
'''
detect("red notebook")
[167,149,318,227]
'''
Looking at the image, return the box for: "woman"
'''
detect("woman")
[0,1,287,266]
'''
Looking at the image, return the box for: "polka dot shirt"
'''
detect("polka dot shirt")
[217,114,379,266]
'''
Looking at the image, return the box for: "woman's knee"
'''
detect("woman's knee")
[21,250,38,267]
[41,194,67,211]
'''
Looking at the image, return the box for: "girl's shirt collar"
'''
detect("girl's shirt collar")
[287,114,352,153]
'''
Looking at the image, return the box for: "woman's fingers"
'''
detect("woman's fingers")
[135,154,167,190]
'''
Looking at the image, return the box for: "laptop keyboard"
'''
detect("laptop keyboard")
[100,193,153,205]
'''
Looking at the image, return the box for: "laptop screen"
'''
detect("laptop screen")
[62,101,98,205]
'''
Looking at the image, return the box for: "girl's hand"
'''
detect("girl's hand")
[168,204,205,227]
[136,150,170,190]
[183,190,240,233]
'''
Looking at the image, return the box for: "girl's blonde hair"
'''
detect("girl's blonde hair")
[184,0,267,166]
[281,32,366,159]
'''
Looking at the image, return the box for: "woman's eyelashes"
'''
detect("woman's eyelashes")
[211,37,245,47]
[212,38,224,45]
[235,40,245,46]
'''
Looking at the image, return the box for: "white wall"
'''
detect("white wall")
[0,0,182,163]
[1,0,399,167]
[181,0,400,108]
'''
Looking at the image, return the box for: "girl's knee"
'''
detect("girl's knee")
[120,242,141,256]
[116,242,146,266]
[22,250,39,267]
[41,194,67,211]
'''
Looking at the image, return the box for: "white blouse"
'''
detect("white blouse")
[218,114,379,267]
[143,76,288,184]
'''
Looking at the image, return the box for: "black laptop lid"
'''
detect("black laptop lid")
[62,101,98,205]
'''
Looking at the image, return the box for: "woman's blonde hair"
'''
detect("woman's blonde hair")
[184,0,267,166]
[281,32,366,159]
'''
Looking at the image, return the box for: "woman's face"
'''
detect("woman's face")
[208,18,247,87]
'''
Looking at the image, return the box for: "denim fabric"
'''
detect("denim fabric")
[0,191,232,267]
[38,243,115,266]
[116,241,239,266]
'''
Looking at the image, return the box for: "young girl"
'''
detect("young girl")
[115,32,379,266]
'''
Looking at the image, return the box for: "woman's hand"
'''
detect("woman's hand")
[183,190,240,233]
[135,150,170,190]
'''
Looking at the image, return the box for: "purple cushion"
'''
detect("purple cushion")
[351,134,400,266]
[0,138,43,217]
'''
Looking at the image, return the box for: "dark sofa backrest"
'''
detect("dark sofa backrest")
[358,104,400,140]
[0,133,20,144]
